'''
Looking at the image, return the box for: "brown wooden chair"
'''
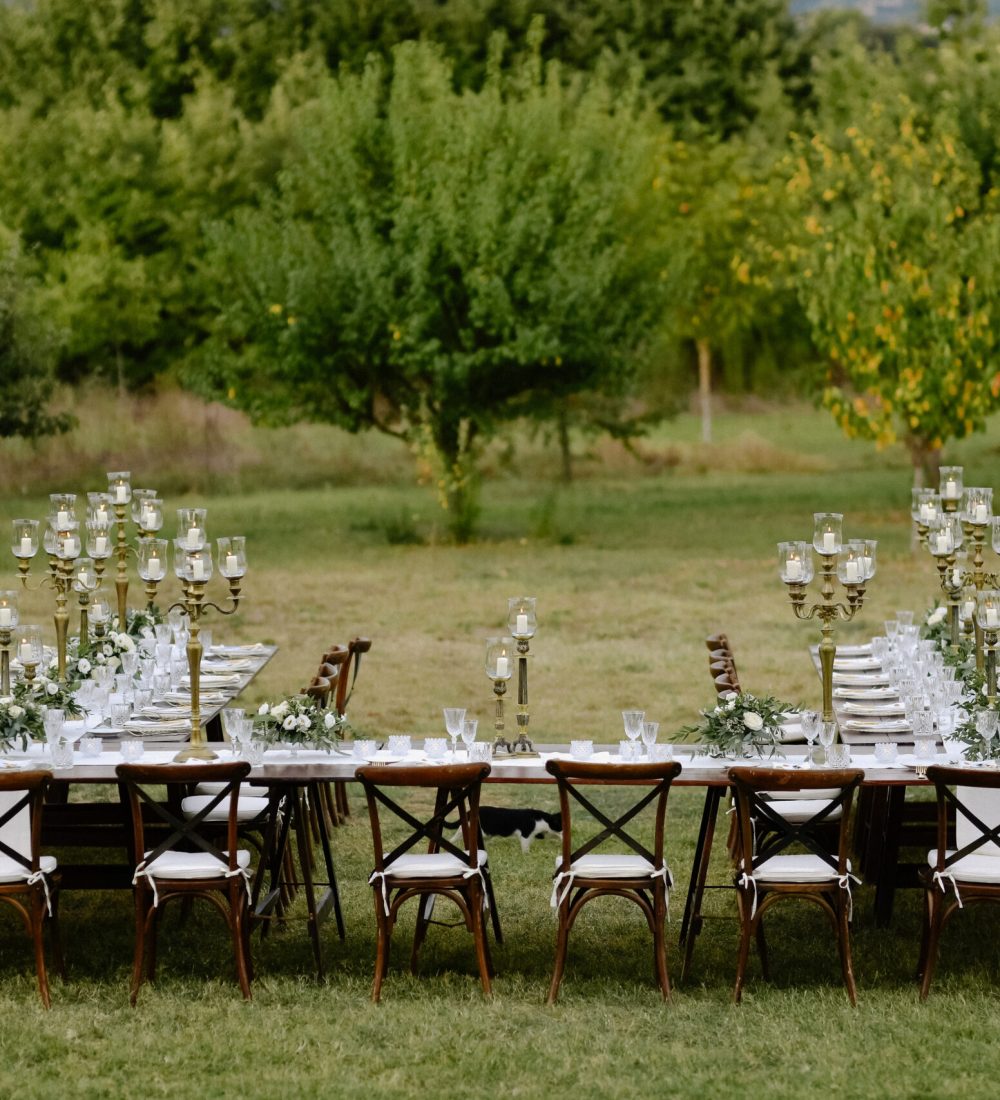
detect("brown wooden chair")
[117,761,254,1004]
[918,766,1000,1000]
[0,770,63,1007]
[355,762,493,1003]
[729,766,863,1004]
[545,758,683,1004]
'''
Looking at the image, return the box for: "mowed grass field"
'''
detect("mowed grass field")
[2,399,1000,1099]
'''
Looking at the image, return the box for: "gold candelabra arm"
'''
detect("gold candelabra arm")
[200,578,243,618]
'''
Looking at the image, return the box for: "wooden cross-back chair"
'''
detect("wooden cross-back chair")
[544,759,683,1004]
[117,761,254,1004]
[918,766,1000,1000]
[728,766,863,1005]
[0,770,63,1007]
[355,762,494,1003]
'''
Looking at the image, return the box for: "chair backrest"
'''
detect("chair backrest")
[705,633,731,653]
[116,762,251,874]
[728,767,863,876]
[0,770,50,877]
[545,759,682,872]
[927,766,1000,868]
[355,763,488,873]
[714,670,741,695]
[304,674,332,707]
[334,637,372,718]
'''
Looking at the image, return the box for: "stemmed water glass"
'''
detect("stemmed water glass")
[800,710,818,766]
[443,707,466,761]
[641,721,659,760]
[976,711,998,765]
[818,719,838,765]
[461,718,478,759]
[622,710,644,751]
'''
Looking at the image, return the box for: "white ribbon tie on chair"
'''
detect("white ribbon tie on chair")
[550,864,674,917]
[933,869,964,909]
[133,861,251,908]
[26,868,53,916]
[368,865,487,918]
[739,869,860,921]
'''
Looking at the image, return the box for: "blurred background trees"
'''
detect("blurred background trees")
[2,0,1000,529]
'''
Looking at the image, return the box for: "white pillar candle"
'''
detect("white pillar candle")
[94,535,108,555]
[191,559,205,581]
[18,536,32,557]
[951,568,962,588]
[937,533,952,554]
[943,478,958,499]
[115,486,127,503]
[822,531,836,553]
[516,613,528,634]
[496,656,508,678]
[147,557,163,581]
[844,561,860,583]
[186,527,200,549]
[987,608,999,630]
[91,608,107,623]
[225,553,238,574]
[785,559,803,581]
[56,510,69,528]
[63,538,78,557]
[964,600,976,620]
[78,571,90,588]
[919,503,935,523]
[18,643,33,663]
[975,503,989,524]
[0,608,10,627]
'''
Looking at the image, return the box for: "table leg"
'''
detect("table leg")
[680,786,724,982]
[873,786,907,928]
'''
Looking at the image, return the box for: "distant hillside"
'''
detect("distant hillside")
[791,0,1000,20]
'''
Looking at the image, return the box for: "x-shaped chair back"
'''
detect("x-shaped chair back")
[545,759,683,875]
[116,762,252,876]
[928,765,1000,873]
[356,763,489,873]
[0,770,50,879]
[729,767,863,877]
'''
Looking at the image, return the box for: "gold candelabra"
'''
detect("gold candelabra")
[778,514,875,724]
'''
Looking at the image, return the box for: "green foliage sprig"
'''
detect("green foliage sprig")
[681,690,791,759]
[0,695,44,750]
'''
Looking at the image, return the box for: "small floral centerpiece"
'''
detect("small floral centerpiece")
[61,631,138,684]
[254,695,345,751]
[121,607,163,638]
[682,690,791,759]
[13,673,84,719]
[0,695,44,751]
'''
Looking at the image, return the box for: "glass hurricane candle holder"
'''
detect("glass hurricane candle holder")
[939,466,964,504]
[963,487,993,527]
[184,546,213,584]
[11,519,39,561]
[86,519,113,561]
[16,623,44,679]
[507,596,537,639]
[991,516,1000,556]
[87,492,114,526]
[56,527,81,561]
[139,496,164,533]
[861,538,878,581]
[777,540,813,584]
[107,470,132,505]
[838,542,867,587]
[130,489,156,525]
[812,513,843,556]
[138,538,168,583]
[74,558,98,593]
[930,516,962,557]
[217,536,247,579]
[485,636,516,754]
[176,509,208,552]
[914,489,941,528]
[978,590,1000,632]
[90,595,112,635]
[0,591,18,630]
[49,494,77,531]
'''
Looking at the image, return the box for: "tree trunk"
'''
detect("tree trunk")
[434,417,481,544]
[908,436,941,553]
[697,338,712,444]
[558,407,573,484]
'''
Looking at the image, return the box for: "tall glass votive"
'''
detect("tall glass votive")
[86,519,113,560]
[507,597,537,640]
[777,540,813,584]
[862,538,878,581]
[930,516,962,557]
[217,536,247,579]
[138,538,168,582]
[963,487,993,527]
[107,471,132,505]
[49,494,77,531]
[11,519,39,560]
[978,591,1000,632]
[74,558,98,593]
[939,466,964,504]
[185,546,213,584]
[176,509,207,551]
[812,513,843,555]
[16,624,44,669]
[485,636,516,681]
[0,591,18,630]
[838,542,866,586]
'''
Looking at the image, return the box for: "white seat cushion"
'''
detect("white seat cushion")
[195,781,269,796]
[750,854,851,883]
[761,799,842,824]
[384,850,487,878]
[554,853,658,878]
[0,853,57,883]
[928,849,1000,885]
[764,788,841,801]
[140,848,251,880]
[181,794,270,822]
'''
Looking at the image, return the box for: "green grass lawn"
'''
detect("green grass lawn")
[2,401,1000,1098]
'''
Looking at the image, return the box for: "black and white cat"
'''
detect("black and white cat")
[449,806,562,853]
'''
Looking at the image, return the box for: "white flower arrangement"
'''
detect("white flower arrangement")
[0,694,44,750]
[682,690,791,758]
[14,673,84,718]
[254,694,345,749]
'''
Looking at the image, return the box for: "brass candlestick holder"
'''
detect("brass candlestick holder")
[485,636,515,755]
[505,596,538,755]
[778,514,875,724]
[168,536,247,762]
[0,591,18,696]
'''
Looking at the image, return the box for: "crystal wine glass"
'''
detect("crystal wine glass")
[461,717,478,758]
[976,711,998,765]
[800,710,818,766]
[640,720,659,759]
[818,719,838,765]
[43,708,65,746]
[443,707,466,760]
[622,710,644,748]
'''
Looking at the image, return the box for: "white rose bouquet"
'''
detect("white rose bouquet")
[0,695,44,750]
[14,673,84,718]
[681,690,791,758]
[254,695,345,750]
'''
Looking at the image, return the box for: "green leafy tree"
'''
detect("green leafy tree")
[0,234,73,439]
[200,39,667,539]
[788,42,1000,485]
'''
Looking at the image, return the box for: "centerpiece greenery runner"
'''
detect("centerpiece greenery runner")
[681,690,791,759]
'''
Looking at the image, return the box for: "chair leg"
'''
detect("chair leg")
[837,896,858,1007]
[653,886,671,1001]
[232,893,253,1001]
[410,893,433,975]
[755,914,770,981]
[919,889,946,1002]
[470,892,492,998]
[372,894,390,1003]
[47,890,65,980]
[147,905,161,983]
[334,780,350,820]
[547,908,571,1006]
[130,893,149,1007]
[483,869,503,945]
[30,890,51,1009]
[916,885,933,982]
[733,891,754,1005]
